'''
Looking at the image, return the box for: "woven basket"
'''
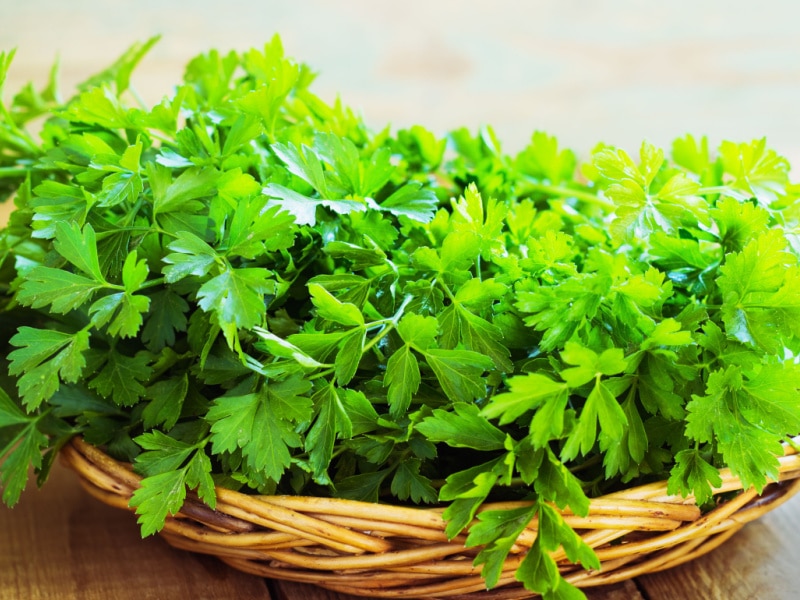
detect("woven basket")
[60,436,800,599]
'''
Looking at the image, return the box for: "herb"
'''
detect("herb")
[2,38,800,599]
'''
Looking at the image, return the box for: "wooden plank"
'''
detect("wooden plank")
[0,461,270,600]
[586,581,645,600]
[637,498,800,599]
[271,580,360,600]
[271,579,644,600]
[270,578,644,599]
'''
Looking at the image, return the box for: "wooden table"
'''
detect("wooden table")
[0,459,798,599]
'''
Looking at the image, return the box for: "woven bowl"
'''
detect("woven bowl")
[60,436,800,599]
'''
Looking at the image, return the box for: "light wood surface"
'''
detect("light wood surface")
[2,2,799,598]
[3,0,800,158]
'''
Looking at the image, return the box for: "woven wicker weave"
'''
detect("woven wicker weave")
[60,436,800,599]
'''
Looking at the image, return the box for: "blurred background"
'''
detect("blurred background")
[2,0,800,160]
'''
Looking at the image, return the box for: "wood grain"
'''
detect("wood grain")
[637,497,800,599]
[269,579,645,599]
[0,461,270,600]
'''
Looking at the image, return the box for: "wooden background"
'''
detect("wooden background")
[2,1,800,598]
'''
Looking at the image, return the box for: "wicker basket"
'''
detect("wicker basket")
[60,436,800,599]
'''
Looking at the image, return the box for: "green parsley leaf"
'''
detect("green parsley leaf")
[481,373,567,426]
[130,469,188,537]
[422,348,493,403]
[685,365,790,491]
[88,350,152,407]
[379,182,438,222]
[384,346,420,417]
[308,283,364,327]
[562,378,628,461]
[719,138,789,205]
[162,231,219,283]
[0,422,47,506]
[143,375,189,430]
[196,267,275,347]
[153,166,218,215]
[142,290,190,351]
[262,183,365,226]
[468,504,538,589]
[668,448,723,505]
[53,222,106,282]
[207,389,300,483]
[16,267,102,313]
[718,230,800,352]
[416,403,506,451]
[390,458,437,504]
[223,192,297,260]
[8,327,91,410]
[306,383,352,485]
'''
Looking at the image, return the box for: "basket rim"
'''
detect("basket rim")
[63,434,800,513]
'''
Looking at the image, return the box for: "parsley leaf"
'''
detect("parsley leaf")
[718,230,800,352]
[8,327,91,410]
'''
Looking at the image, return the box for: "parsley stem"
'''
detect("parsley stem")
[308,367,336,381]
[128,84,150,112]
[568,454,602,475]
[436,279,457,303]
[362,294,414,355]
[697,186,729,195]
[0,166,29,178]
[0,106,41,155]
[122,197,145,227]
[139,277,166,290]
[362,322,395,355]
[522,182,614,210]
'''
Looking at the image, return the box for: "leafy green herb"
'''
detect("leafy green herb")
[2,38,800,598]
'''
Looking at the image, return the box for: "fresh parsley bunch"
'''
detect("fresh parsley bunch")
[2,37,800,599]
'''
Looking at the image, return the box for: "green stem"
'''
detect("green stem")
[697,186,729,195]
[121,197,145,227]
[0,166,29,178]
[523,182,614,210]
[139,277,165,290]
[436,278,457,303]
[362,293,414,355]
[127,84,149,112]
[307,367,336,381]
[568,454,603,475]
[362,322,396,355]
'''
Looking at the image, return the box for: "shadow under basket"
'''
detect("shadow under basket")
[60,437,800,599]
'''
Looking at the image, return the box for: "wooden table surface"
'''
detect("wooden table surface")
[2,2,800,598]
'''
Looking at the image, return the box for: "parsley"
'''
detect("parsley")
[2,38,800,598]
